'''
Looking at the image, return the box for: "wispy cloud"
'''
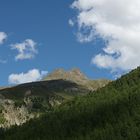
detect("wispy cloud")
[0,32,7,44]
[71,0,140,74]
[8,69,48,84]
[68,19,74,27]
[11,39,38,61]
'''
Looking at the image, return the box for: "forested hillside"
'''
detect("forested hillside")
[1,67,140,140]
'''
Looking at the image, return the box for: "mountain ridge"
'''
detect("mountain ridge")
[44,68,110,90]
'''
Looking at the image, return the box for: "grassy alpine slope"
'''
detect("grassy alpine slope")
[2,67,140,139]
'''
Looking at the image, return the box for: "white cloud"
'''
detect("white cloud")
[69,19,74,27]
[0,32,7,44]
[71,0,140,73]
[8,69,48,85]
[11,39,38,61]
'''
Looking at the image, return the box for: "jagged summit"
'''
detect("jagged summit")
[44,68,110,90]
[69,68,88,79]
[44,68,88,85]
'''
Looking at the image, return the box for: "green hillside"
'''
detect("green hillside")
[2,67,140,140]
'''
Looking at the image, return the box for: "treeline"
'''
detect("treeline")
[1,67,140,140]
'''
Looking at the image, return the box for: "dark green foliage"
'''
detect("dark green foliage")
[2,67,140,139]
[0,106,5,124]
[0,105,3,113]
[14,100,25,108]
[0,114,5,124]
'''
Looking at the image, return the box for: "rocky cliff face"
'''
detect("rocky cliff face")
[0,96,63,128]
[0,99,34,128]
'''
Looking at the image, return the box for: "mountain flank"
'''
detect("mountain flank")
[0,68,109,128]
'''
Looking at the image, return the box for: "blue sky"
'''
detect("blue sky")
[0,0,121,86]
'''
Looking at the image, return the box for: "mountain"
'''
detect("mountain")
[0,68,109,128]
[44,68,88,83]
[44,68,109,90]
[2,67,140,140]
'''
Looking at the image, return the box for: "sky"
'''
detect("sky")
[0,0,140,86]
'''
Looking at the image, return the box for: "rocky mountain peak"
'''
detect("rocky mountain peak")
[44,68,88,83]
[52,68,65,74]
[69,68,88,80]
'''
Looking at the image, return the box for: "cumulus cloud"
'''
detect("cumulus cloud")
[71,0,140,73]
[11,39,38,61]
[8,69,48,84]
[0,32,7,44]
